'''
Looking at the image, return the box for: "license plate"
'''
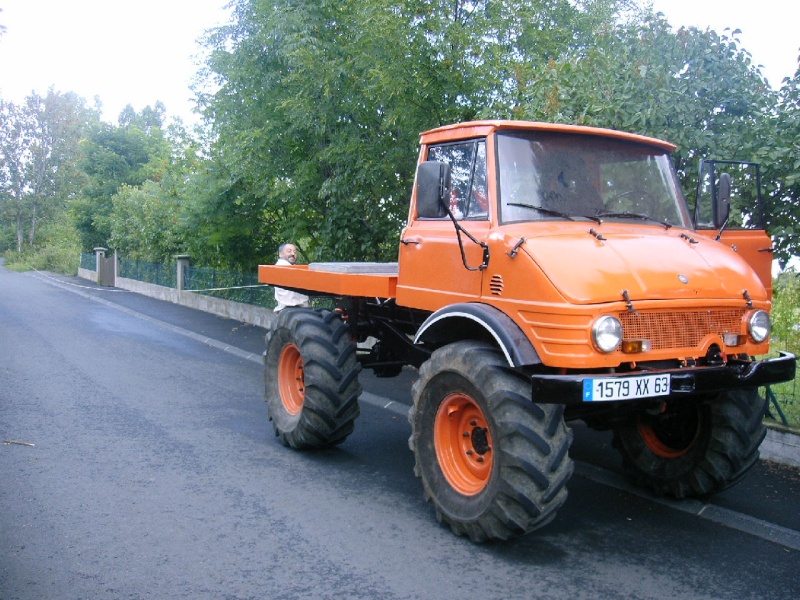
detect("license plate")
[583,374,671,402]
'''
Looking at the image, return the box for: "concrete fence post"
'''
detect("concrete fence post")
[175,255,191,292]
[93,247,106,284]
[93,247,106,273]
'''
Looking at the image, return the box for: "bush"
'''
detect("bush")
[3,240,81,275]
[772,272,800,356]
[766,271,800,427]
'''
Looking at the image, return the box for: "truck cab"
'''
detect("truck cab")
[401,121,779,375]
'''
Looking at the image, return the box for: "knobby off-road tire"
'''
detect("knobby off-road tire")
[612,388,766,498]
[408,341,574,542]
[264,308,362,450]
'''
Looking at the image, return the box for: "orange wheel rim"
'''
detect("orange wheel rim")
[637,408,700,459]
[434,392,493,496]
[278,344,304,415]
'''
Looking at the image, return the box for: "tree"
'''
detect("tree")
[106,119,208,264]
[42,0,793,271]
[72,104,171,250]
[755,65,800,265]
[0,90,94,252]
[202,0,419,262]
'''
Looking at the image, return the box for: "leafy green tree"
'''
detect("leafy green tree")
[118,101,167,131]
[203,0,403,262]
[189,0,798,268]
[771,270,800,355]
[107,119,208,264]
[72,104,171,250]
[199,1,775,265]
[500,5,798,252]
[755,65,800,265]
[0,89,94,252]
[109,181,184,262]
[204,0,560,262]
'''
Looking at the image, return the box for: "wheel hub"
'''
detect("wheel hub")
[434,393,493,496]
[278,343,305,415]
[638,401,701,458]
[471,426,490,455]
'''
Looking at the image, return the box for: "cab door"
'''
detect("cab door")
[396,139,490,311]
[693,160,775,297]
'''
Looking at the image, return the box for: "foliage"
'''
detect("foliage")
[108,182,183,262]
[0,89,95,252]
[196,0,800,265]
[2,0,800,274]
[2,217,82,274]
[757,66,800,265]
[772,270,800,356]
[503,7,779,191]
[766,270,800,427]
[72,105,172,251]
[202,0,431,262]
[105,119,204,263]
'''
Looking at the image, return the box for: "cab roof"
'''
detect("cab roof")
[419,120,677,152]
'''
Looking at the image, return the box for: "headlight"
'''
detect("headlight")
[748,310,770,343]
[592,316,623,353]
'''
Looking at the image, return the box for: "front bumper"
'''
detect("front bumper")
[531,352,797,404]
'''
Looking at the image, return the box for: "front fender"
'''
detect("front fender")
[414,303,540,367]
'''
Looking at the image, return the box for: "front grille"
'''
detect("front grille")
[619,309,744,350]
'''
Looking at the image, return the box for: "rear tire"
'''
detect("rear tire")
[264,309,361,449]
[612,388,766,497]
[408,341,573,542]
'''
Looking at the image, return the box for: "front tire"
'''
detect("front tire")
[612,388,766,498]
[265,309,361,449]
[408,341,573,542]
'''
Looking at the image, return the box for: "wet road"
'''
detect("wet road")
[1,266,798,599]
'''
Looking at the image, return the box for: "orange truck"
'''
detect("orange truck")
[258,120,796,542]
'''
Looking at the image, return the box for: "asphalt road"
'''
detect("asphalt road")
[1,266,799,600]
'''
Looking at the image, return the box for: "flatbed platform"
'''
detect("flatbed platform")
[258,262,398,298]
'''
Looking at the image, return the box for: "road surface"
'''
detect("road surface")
[1,266,798,599]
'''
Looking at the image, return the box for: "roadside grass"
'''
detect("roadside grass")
[765,376,799,429]
[767,272,800,428]
[2,242,79,275]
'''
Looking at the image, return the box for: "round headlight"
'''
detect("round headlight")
[748,310,770,343]
[592,316,623,353]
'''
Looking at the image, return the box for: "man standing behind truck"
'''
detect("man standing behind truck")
[273,243,311,311]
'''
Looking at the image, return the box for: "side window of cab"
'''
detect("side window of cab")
[427,139,488,219]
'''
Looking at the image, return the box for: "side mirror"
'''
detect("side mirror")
[415,161,451,218]
[714,172,731,227]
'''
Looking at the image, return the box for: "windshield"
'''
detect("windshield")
[497,131,691,227]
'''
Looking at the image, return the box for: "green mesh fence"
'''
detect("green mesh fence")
[80,253,95,270]
[185,266,276,309]
[765,379,799,428]
[184,266,334,310]
[118,259,177,288]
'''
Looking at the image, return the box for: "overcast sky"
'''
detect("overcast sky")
[0,1,798,125]
[0,0,231,124]
[650,0,799,88]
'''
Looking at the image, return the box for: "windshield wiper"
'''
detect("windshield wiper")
[507,203,575,221]
[595,211,672,229]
